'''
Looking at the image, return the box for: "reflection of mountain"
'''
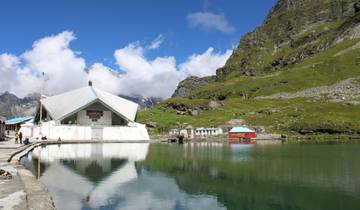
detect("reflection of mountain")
[139,144,360,210]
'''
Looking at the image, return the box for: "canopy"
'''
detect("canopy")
[5,116,33,125]
[40,86,138,122]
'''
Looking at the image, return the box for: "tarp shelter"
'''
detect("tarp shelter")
[228,126,256,139]
[5,116,34,131]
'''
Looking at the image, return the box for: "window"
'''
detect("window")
[86,110,103,122]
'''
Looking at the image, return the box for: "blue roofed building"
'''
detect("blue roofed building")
[5,116,34,132]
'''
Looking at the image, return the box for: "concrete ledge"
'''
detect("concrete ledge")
[16,166,55,210]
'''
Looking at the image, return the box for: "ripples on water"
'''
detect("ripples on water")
[21,143,360,210]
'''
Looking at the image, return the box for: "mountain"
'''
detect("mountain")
[138,0,360,136]
[118,94,163,110]
[0,91,162,119]
[0,92,39,119]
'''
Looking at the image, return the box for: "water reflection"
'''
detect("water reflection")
[21,143,227,210]
[21,143,360,210]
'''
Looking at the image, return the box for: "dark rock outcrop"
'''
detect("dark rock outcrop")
[172,76,215,98]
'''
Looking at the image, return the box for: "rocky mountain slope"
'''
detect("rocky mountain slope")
[0,92,39,119]
[138,0,360,135]
[174,0,360,98]
[118,95,162,110]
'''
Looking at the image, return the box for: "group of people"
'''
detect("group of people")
[15,131,23,144]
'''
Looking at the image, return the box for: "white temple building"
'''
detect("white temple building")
[24,82,149,141]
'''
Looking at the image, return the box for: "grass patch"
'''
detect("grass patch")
[190,39,360,99]
[138,97,360,135]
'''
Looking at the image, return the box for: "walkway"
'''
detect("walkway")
[0,139,27,210]
[0,139,55,210]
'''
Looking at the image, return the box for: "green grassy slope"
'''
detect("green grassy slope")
[137,40,360,135]
[138,1,360,136]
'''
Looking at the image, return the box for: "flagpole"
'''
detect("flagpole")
[38,72,46,140]
[39,72,44,124]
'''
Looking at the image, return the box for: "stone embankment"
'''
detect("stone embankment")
[0,140,55,210]
[256,77,360,103]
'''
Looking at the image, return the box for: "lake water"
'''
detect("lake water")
[21,143,360,210]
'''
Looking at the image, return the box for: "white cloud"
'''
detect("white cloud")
[148,34,164,50]
[114,42,184,98]
[0,53,41,97]
[21,31,88,95]
[114,42,232,98]
[187,12,235,33]
[87,63,123,94]
[180,47,232,77]
[0,31,232,99]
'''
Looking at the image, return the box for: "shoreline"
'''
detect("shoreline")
[3,136,360,210]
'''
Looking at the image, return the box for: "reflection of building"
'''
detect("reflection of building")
[27,143,149,210]
[25,82,149,140]
[24,143,225,210]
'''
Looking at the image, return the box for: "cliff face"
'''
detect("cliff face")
[173,0,360,97]
[0,92,39,118]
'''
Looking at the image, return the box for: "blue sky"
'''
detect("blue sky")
[0,0,276,67]
[0,0,278,98]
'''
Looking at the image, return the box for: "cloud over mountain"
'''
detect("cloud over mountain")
[0,31,232,98]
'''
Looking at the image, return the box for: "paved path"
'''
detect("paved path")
[0,140,27,210]
[0,139,55,210]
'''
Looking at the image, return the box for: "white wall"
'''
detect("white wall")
[33,123,92,140]
[31,121,149,141]
[103,126,150,141]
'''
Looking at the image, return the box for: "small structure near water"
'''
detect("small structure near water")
[22,82,149,141]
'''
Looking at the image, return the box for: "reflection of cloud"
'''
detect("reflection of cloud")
[40,157,139,210]
[32,143,149,162]
[89,162,137,208]
[116,170,226,210]
[29,143,226,210]
[41,163,93,210]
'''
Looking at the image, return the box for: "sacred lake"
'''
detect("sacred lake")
[20,142,360,210]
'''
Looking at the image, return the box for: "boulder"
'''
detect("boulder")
[146,121,157,128]
[191,110,200,116]
[208,101,222,109]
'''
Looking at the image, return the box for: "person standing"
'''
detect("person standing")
[15,132,19,144]
[19,131,23,144]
